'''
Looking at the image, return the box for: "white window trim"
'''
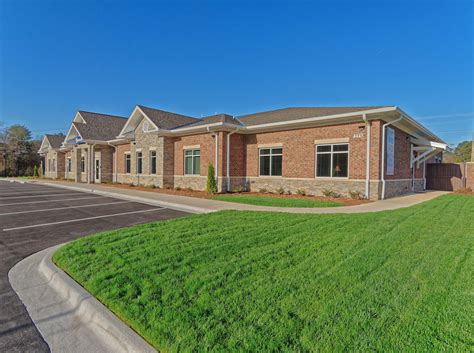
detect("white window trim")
[184,149,200,176]
[315,143,350,179]
[258,147,283,177]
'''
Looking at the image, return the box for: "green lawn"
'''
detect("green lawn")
[209,194,343,207]
[53,194,473,352]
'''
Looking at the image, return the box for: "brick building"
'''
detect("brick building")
[43,105,447,200]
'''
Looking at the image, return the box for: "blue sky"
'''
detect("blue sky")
[0,0,472,146]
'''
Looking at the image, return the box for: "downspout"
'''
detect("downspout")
[226,128,240,192]
[362,114,371,199]
[410,143,415,191]
[381,117,403,200]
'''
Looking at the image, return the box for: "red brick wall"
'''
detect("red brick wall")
[174,133,221,176]
[115,143,130,174]
[222,132,246,177]
[243,122,378,179]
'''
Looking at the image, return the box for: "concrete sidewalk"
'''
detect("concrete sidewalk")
[9,244,156,353]
[27,179,448,214]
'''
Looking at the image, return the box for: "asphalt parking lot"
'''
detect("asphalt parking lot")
[0,180,189,353]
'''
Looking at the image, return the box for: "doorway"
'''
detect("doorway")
[94,151,101,183]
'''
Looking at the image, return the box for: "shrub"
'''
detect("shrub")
[175,186,182,191]
[145,184,156,189]
[258,188,268,194]
[233,185,245,193]
[276,186,285,195]
[33,165,39,177]
[129,183,135,187]
[296,189,306,196]
[206,164,218,193]
[322,188,342,198]
[349,190,365,200]
[286,190,292,195]
[186,187,194,192]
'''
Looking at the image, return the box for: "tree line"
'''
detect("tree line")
[0,123,42,177]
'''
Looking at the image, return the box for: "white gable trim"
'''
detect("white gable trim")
[73,112,86,124]
[117,106,159,137]
[38,136,51,153]
[62,123,83,147]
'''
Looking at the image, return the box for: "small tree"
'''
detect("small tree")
[206,164,217,193]
[33,165,39,177]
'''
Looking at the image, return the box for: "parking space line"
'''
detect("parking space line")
[0,190,61,196]
[0,192,80,200]
[0,192,71,197]
[3,208,166,231]
[0,201,132,216]
[0,196,105,206]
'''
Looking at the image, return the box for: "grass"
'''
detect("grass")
[53,194,473,352]
[209,194,343,207]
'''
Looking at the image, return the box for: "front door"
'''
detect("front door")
[94,151,101,183]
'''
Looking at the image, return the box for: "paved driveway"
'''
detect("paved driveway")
[0,180,189,353]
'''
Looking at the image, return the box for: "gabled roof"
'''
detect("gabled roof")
[45,134,65,149]
[74,111,127,141]
[174,113,240,129]
[137,105,196,130]
[237,106,391,126]
[38,134,64,153]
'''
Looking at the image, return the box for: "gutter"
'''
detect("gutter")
[381,116,403,200]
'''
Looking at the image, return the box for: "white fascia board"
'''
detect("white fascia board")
[73,112,86,123]
[118,106,158,137]
[63,123,83,146]
[244,107,397,131]
[397,108,446,144]
[169,122,242,134]
[410,138,447,150]
[38,136,50,153]
[107,137,131,144]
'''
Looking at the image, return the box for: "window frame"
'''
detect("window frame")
[67,158,72,172]
[80,156,85,173]
[136,151,143,174]
[258,147,283,177]
[315,143,349,179]
[184,149,200,175]
[150,150,157,175]
[124,153,131,174]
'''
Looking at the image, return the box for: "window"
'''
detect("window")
[52,159,56,172]
[67,158,72,172]
[184,149,200,175]
[47,159,50,172]
[125,154,131,173]
[80,156,85,173]
[316,144,348,178]
[259,147,282,176]
[136,152,143,174]
[150,151,157,174]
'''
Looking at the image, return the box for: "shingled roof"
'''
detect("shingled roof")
[45,134,65,149]
[138,105,197,130]
[237,106,391,126]
[74,111,128,141]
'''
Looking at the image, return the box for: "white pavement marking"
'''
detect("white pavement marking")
[3,208,166,231]
[0,192,80,200]
[0,201,132,216]
[0,196,105,206]
[0,190,71,196]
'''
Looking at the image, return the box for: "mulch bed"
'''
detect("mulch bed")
[102,183,371,206]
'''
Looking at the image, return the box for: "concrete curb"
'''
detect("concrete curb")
[31,180,213,214]
[9,245,157,353]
